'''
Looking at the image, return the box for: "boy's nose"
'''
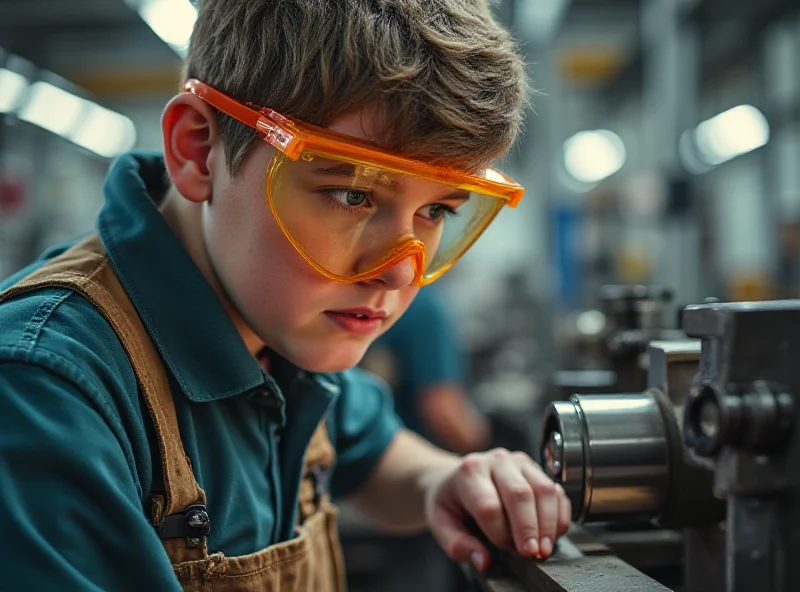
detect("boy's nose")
[363,255,418,290]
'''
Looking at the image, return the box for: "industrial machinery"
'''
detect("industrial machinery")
[539,285,690,586]
[542,338,722,529]
[468,299,800,592]
[551,284,678,400]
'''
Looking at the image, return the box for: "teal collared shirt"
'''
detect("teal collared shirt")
[0,151,400,592]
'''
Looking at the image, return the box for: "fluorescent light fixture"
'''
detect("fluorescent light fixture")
[16,78,136,158]
[563,129,626,184]
[139,0,198,57]
[17,81,86,137]
[694,104,770,166]
[70,103,137,158]
[0,68,29,113]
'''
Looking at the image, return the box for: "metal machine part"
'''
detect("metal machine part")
[681,300,800,592]
[469,300,800,592]
[601,285,678,392]
[552,285,680,401]
[543,392,669,523]
[647,339,702,405]
[600,284,674,336]
[467,524,672,592]
[541,340,723,527]
[684,381,793,457]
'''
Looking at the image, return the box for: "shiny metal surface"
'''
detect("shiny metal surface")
[542,393,670,523]
[543,430,563,477]
[581,393,669,521]
[541,399,586,512]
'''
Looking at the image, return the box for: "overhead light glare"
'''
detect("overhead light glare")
[16,79,136,158]
[139,0,198,57]
[17,81,86,137]
[563,129,626,184]
[70,103,137,158]
[694,104,769,166]
[0,69,30,113]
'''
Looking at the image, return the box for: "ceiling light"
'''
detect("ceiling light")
[70,103,137,158]
[694,105,770,166]
[563,129,626,184]
[16,79,137,158]
[17,81,86,137]
[138,0,198,57]
[0,68,29,113]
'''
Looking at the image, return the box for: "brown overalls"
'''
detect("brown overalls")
[1,235,347,591]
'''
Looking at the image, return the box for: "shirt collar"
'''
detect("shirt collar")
[97,150,267,402]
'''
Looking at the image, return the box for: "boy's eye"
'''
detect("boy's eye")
[329,188,369,207]
[423,203,457,221]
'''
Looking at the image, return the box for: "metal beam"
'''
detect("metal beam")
[0,23,176,79]
[467,527,673,592]
[471,548,674,591]
[0,0,134,28]
[562,5,641,27]
[682,0,797,23]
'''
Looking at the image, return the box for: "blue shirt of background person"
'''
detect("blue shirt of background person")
[366,286,491,453]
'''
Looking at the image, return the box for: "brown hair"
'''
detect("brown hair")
[185,0,528,175]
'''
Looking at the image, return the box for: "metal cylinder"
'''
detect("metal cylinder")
[541,393,670,523]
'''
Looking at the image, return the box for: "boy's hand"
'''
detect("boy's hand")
[425,448,572,572]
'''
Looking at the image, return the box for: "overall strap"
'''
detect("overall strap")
[0,236,206,531]
[299,420,336,521]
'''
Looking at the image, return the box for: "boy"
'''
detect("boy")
[0,1,571,590]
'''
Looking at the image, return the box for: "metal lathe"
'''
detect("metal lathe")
[467,299,800,592]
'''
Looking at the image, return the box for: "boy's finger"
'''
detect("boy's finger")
[431,508,491,572]
[522,466,558,558]
[556,484,573,537]
[457,467,514,551]
[490,458,540,557]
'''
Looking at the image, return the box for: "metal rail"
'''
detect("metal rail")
[466,525,671,592]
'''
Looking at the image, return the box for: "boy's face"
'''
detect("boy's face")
[203,109,426,373]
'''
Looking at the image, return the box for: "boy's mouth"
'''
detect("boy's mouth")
[330,307,387,319]
[325,307,387,334]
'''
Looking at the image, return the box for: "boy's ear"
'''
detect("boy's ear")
[161,93,221,203]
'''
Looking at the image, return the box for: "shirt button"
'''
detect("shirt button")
[249,388,282,408]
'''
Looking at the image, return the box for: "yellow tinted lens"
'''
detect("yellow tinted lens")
[421,191,505,281]
[267,153,505,281]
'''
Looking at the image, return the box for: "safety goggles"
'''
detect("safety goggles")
[184,79,525,286]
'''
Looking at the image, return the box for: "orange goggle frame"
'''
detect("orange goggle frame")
[182,78,525,206]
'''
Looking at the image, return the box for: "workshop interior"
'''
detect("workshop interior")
[2,0,800,591]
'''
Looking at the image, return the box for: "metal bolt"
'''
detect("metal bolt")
[187,509,209,529]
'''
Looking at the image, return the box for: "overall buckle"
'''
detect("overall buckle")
[156,503,211,545]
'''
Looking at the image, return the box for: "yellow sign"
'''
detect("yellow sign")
[558,47,626,86]
[69,67,182,98]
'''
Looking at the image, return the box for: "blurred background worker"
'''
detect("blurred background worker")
[361,284,491,454]
[348,284,490,592]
